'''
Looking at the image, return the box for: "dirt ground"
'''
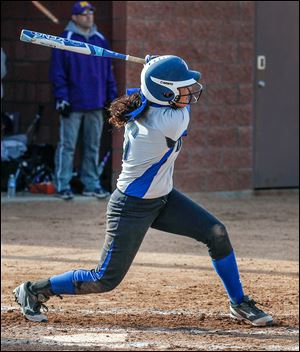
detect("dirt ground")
[1,189,299,351]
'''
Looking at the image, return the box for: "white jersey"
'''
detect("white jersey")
[117,105,190,199]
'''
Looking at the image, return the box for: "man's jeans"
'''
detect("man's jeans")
[55,110,104,192]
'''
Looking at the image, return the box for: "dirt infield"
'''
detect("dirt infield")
[1,190,299,351]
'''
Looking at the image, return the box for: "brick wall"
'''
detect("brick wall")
[1,1,113,187]
[116,1,255,192]
[111,1,127,177]
[2,1,255,192]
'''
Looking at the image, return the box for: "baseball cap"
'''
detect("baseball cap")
[72,1,95,15]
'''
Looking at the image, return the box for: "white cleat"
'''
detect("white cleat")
[230,295,273,326]
[13,282,49,322]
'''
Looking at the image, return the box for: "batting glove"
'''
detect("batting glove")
[56,100,71,117]
[145,55,159,63]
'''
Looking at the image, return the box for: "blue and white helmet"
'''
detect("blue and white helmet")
[141,55,202,106]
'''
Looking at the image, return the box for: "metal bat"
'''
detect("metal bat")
[20,29,145,64]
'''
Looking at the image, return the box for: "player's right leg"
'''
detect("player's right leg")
[151,188,273,326]
[230,295,273,326]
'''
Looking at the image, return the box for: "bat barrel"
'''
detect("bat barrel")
[20,29,146,64]
[20,29,92,55]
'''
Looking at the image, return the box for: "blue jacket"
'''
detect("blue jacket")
[49,21,118,111]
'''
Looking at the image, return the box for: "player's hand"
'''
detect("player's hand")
[56,100,71,117]
[145,55,159,63]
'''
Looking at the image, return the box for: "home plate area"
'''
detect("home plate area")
[1,305,299,351]
[1,192,299,351]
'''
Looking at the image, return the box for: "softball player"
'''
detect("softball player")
[13,55,273,326]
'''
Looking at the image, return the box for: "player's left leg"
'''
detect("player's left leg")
[13,279,54,322]
[151,188,273,326]
[13,189,167,322]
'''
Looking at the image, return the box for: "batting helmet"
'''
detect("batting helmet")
[140,55,202,106]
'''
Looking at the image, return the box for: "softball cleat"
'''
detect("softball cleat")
[230,295,273,326]
[13,282,49,322]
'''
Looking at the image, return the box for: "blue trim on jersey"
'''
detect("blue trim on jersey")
[125,88,148,121]
[126,87,140,95]
[125,147,174,198]
[150,103,191,111]
[150,103,170,108]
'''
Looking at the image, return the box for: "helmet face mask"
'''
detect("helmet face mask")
[174,82,203,106]
[141,55,202,106]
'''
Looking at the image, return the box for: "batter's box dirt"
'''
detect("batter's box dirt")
[1,308,299,351]
[1,191,299,350]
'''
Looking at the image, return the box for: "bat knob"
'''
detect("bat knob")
[20,29,32,43]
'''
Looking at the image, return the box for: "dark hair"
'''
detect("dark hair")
[108,93,148,128]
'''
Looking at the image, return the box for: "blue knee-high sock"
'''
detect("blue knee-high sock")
[212,251,244,305]
[50,271,76,295]
[50,240,115,295]
[49,269,105,295]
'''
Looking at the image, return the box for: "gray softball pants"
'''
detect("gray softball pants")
[74,188,233,294]
[55,110,104,192]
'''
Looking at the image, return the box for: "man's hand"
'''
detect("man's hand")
[56,100,71,117]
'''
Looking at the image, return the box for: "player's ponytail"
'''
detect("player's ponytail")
[108,93,149,128]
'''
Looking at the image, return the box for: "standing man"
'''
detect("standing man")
[50,1,118,200]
